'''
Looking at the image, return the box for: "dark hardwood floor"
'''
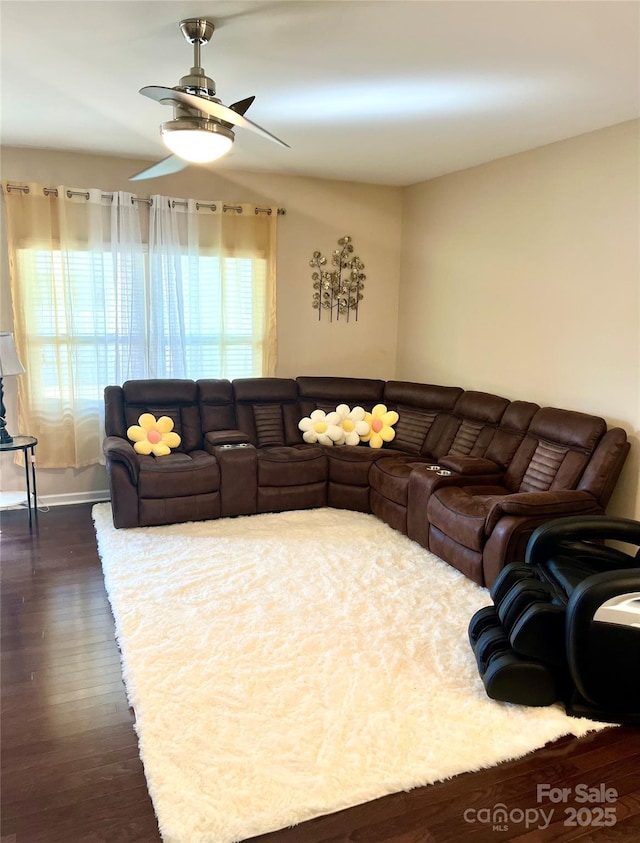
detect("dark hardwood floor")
[1,503,638,843]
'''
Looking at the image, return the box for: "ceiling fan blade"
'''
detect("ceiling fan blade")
[229,96,255,116]
[140,86,186,108]
[140,86,290,148]
[129,155,188,181]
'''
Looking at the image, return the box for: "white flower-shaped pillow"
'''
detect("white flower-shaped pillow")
[334,403,370,445]
[298,409,343,446]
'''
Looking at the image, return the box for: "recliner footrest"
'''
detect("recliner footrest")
[472,626,512,674]
[468,606,500,644]
[509,602,567,666]
[480,652,558,707]
[497,579,556,630]
[493,579,567,665]
[490,562,540,604]
[470,615,559,707]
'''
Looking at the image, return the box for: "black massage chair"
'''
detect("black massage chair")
[469,515,640,725]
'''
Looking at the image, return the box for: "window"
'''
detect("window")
[4,186,277,467]
[18,248,268,403]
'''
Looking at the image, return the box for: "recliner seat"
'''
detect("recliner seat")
[297,376,390,511]
[426,408,629,586]
[370,389,522,535]
[230,377,329,513]
[104,379,222,528]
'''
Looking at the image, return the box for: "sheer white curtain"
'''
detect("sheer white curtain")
[148,196,189,377]
[148,196,277,380]
[3,184,144,468]
[3,184,278,468]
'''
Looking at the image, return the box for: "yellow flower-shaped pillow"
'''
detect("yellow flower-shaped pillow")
[127,413,181,456]
[361,404,399,449]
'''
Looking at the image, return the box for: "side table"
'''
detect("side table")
[0,435,38,529]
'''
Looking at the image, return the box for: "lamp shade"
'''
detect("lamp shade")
[161,118,234,164]
[0,332,26,377]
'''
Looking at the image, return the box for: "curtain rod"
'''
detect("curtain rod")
[2,184,286,215]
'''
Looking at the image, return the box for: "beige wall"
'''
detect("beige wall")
[2,124,638,516]
[0,148,402,499]
[398,120,640,519]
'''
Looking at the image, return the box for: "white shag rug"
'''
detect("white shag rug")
[93,504,606,843]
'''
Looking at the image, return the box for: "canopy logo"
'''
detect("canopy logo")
[463,804,553,831]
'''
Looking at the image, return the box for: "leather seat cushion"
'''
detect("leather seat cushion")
[325,445,396,486]
[369,457,433,506]
[257,445,328,486]
[428,485,511,550]
[138,450,220,498]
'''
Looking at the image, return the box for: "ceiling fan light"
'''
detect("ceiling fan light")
[161,119,234,163]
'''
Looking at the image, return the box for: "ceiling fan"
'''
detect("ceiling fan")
[130,18,289,181]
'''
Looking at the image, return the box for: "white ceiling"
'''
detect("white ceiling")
[1,0,639,186]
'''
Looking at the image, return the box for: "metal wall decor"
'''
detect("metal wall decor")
[310,235,365,322]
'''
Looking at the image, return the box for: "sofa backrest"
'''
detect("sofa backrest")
[232,378,301,446]
[383,381,463,456]
[107,379,203,452]
[483,400,540,468]
[577,427,631,508]
[503,407,607,493]
[197,379,237,432]
[438,391,511,459]
[297,376,386,417]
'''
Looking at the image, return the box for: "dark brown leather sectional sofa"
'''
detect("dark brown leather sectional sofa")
[103,377,630,587]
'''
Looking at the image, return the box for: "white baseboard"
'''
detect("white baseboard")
[0,489,110,509]
[43,490,111,507]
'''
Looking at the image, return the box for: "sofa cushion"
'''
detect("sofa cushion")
[504,408,606,492]
[197,379,237,433]
[393,407,438,454]
[232,378,302,446]
[325,445,392,486]
[450,391,510,425]
[121,379,203,453]
[528,407,606,451]
[369,457,430,506]
[519,442,570,492]
[253,404,286,446]
[257,445,328,487]
[440,391,510,459]
[448,419,486,456]
[233,377,299,403]
[383,381,463,412]
[137,450,220,498]
[296,377,385,419]
[484,400,540,467]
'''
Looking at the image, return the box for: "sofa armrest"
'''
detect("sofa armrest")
[103,436,140,485]
[439,455,502,476]
[485,490,598,535]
